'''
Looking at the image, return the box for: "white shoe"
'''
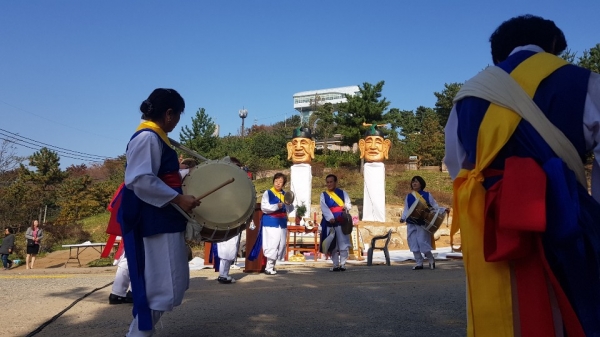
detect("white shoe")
[265,270,277,275]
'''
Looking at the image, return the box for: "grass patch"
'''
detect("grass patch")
[87,257,114,267]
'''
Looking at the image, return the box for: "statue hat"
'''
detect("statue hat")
[363,124,384,137]
[292,126,313,139]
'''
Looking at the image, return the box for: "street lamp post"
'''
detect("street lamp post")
[239,107,248,137]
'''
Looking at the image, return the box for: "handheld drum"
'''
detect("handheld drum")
[422,207,447,234]
[182,159,256,242]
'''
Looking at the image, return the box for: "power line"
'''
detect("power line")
[0,137,105,163]
[0,128,111,160]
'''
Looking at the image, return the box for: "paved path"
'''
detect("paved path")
[3,261,466,337]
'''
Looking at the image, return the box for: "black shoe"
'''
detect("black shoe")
[429,261,436,270]
[217,276,234,284]
[412,265,424,270]
[109,293,133,305]
[339,265,346,272]
[330,267,341,272]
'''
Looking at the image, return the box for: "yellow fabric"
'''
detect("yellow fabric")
[412,191,428,206]
[136,121,171,146]
[270,187,285,203]
[325,190,345,207]
[451,52,567,337]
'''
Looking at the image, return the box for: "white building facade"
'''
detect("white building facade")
[293,86,360,124]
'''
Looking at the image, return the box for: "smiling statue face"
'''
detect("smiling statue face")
[287,137,315,164]
[358,136,391,162]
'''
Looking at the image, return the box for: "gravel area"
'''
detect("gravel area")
[3,260,466,337]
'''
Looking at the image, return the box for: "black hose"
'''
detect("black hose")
[26,281,114,337]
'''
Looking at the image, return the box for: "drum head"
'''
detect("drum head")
[183,160,256,241]
[284,191,295,205]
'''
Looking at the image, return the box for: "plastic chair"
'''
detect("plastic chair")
[367,229,392,266]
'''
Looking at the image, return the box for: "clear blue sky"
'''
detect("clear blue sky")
[1,1,599,168]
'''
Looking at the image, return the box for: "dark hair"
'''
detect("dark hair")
[490,14,567,64]
[140,88,185,120]
[5,227,14,234]
[181,158,197,168]
[325,174,338,182]
[229,157,242,167]
[411,176,426,190]
[273,172,287,185]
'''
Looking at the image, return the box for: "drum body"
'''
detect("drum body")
[423,207,446,234]
[182,160,256,241]
[406,198,429,221]
[341,211,353,235]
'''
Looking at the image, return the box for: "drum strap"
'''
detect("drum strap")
[411,191,428,207]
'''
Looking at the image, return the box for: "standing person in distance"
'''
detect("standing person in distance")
[1,228,15,270]
[320,174,352,272]
[119,88,200,336]
[400,176,439,270]
[444,15,600,335]
[25,220,43,269]
[259,173,294,275]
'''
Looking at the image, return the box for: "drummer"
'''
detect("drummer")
[320,174,352,272]
[119,88,200,336]
[400,176,441,270]
[259,172,294,275]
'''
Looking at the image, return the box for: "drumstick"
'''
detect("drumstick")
[195,178,235,200]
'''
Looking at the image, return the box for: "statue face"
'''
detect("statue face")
[286,137,315,164]
[358,136,391,162]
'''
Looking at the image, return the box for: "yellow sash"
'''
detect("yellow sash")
[452,53,567,336]
[325,190,344,207]
[270,187,285,203]
[136,121,171,146]
[412,191,428,206]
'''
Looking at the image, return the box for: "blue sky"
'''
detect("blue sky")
[1,1,599,168]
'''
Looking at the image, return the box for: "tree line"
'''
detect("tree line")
[0,43,598,229]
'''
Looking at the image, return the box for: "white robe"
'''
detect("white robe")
[260,190,293,261]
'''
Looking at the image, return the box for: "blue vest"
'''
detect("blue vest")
[119,129,186,237]
[261,189,288,228]
[320,188,346,228]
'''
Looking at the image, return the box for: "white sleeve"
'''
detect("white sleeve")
[400,194,411,221]
[583,72,600,203]
[125,131,179,207]
[444,105,467,181]
[343,190,352,211]
[428,193,440,209]
[261,191,280,214]
[320,193,334,222]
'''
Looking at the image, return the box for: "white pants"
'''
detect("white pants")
[127,310,163,337]
[263,226,287,272]
[112,253,130,297]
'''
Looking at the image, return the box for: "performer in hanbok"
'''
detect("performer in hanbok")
[119,88,200,336]
[320,174,352,272]
[213,157,245,284]
[400,176,439,270]
[258,173,293,275]
[444,15,600,336]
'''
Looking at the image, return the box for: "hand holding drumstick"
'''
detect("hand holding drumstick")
[172,178,235,213]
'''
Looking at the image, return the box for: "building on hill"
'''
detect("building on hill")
[293,86,360,124]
